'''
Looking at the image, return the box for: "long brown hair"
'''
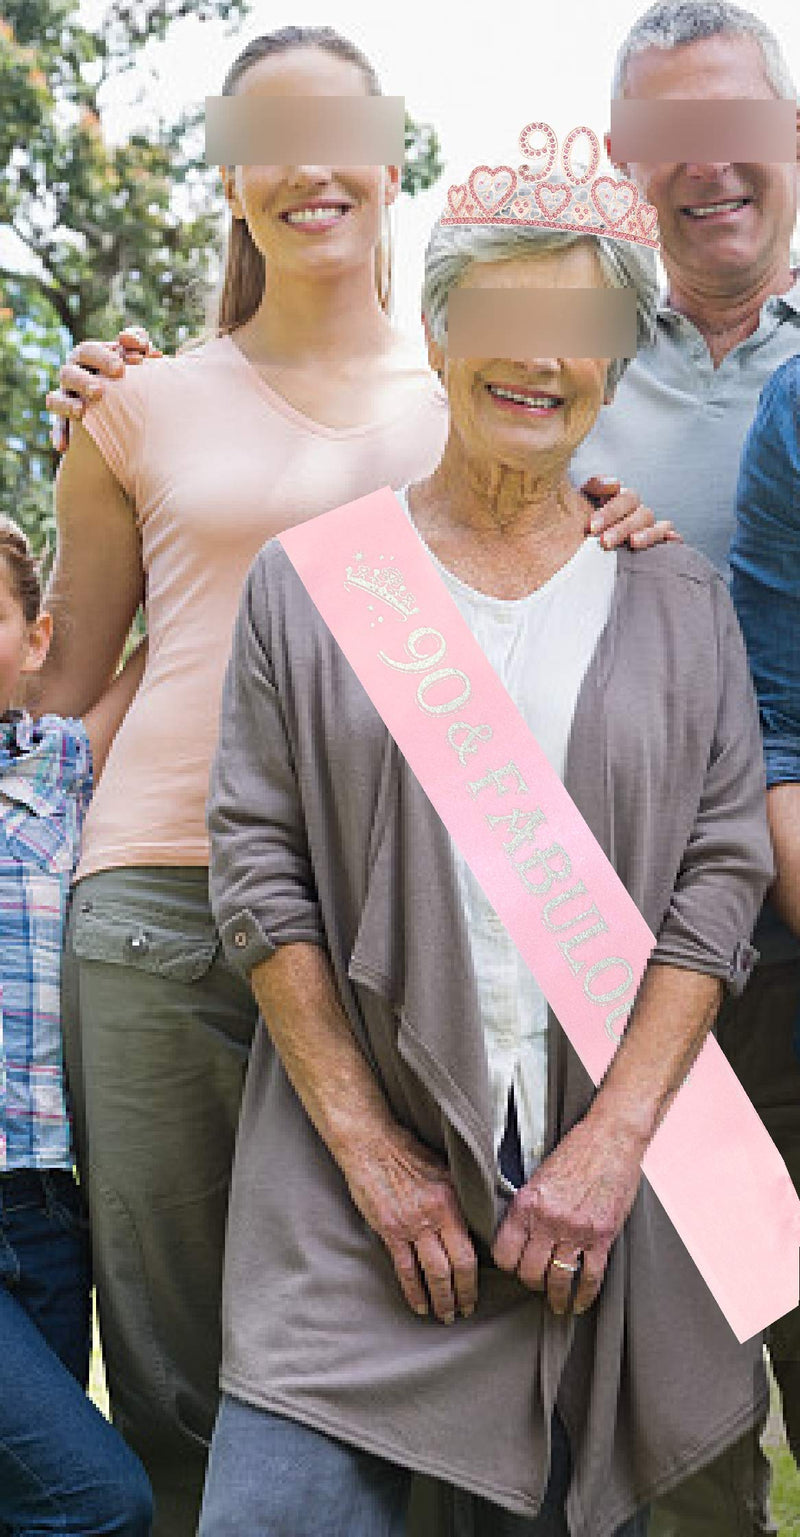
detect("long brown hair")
[214,26,393,333]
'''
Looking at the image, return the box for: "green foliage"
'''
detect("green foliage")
[0,276,64,553]
[771,1443,800,1534]
[403,111,443,198]
[0,0,443,556]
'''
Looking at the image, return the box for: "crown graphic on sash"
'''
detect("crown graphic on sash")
[441,122,660,250]
[345,555,420,619]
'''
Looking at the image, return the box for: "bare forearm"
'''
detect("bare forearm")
[768,785,800,937]
[249,942,405,1167]
[494,963,721,1312]
[587,962,723,1149]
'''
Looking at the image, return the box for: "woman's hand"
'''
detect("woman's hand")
[247,944,478,1328]
[343,1126,479,1325]
[46,326,162,452]
[491,1113,645,1316]
[581,475,681,550]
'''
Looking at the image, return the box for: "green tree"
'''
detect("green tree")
[0,1,443,553]
[403,111,443,199]
[0,276,66,552]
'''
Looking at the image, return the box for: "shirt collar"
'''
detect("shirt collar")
[0,712,55,816]
[658,269,800,330]
[771,273,800,316]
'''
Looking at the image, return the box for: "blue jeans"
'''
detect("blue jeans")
[198,1394,649,1536]
[0,1168,153,1536]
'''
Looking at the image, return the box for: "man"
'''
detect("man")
[730,353,800,1466]
[573,1,800,579]
[570,4,800,1533]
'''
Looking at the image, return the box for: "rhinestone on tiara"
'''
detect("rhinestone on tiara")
[442,122,660,249]
[345,555,420,620]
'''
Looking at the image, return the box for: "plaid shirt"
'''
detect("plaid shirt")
[0,712,92,1170]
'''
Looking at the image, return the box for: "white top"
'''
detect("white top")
[397,486,617,1179]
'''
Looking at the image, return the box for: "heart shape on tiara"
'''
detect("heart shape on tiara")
[447,183,468,215]
[469,165,517,214]
[534,182,571,221]
[511,194,533,218]
[591,177,637,228]
[638,202,658,239]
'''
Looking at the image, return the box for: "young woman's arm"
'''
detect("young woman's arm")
[83,637,148,781]
[31,421,145,718]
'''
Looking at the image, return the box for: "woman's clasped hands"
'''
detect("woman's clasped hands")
[342,1125,479,1326]
[344,1111,645,1325]
[492,1113,646,1317]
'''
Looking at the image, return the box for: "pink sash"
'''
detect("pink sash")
[278,486,800,1343]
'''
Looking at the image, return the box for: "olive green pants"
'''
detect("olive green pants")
[62,867,256,1537]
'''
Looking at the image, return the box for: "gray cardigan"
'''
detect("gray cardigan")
[208,536,773,1537]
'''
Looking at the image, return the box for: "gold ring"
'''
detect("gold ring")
[550,1256,580,1274]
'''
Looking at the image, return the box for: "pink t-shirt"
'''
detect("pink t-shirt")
[78,333,448,878]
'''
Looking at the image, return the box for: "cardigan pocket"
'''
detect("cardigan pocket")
[70,895,219,983]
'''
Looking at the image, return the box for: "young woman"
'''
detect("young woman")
[0,517,152,1536]
[41,25,669,1536]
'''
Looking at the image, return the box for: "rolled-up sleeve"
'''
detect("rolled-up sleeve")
[730,358,800,789]
[207,549,326,976]
[651,575,774,994]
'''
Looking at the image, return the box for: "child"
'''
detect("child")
[0,515,153,1535]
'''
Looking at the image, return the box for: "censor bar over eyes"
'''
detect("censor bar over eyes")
[205,94,406,166]
[610,98,797,164]
[447,288,638,360]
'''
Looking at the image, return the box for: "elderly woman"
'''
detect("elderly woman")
[201,189,773,1536]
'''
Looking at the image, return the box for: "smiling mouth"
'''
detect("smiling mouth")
[681,198,751,219]
[281,204,352,226]
[485,383,564,412]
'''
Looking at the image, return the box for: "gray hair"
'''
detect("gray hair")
[421,221,659,394]
[612,2,796,101]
